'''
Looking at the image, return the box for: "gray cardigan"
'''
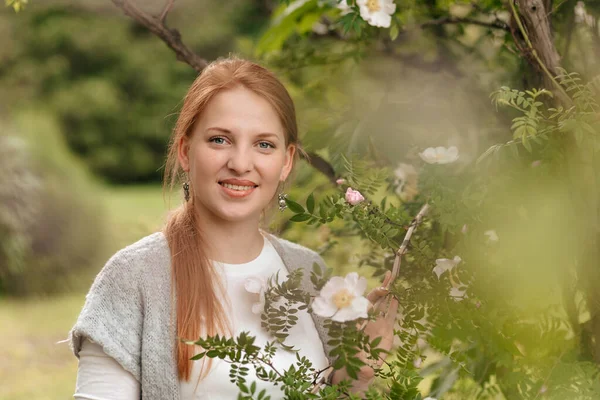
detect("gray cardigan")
[69,232,333,399]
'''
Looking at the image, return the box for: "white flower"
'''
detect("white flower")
[337,0,352,15]
[244,276,267,314]
[393,163,419,202]
[449,285,467,301]
[312,272,370,322]
[575,1,595,27]
[419,146,459,164]
[312,22,328,35]
[433,256,462,279]
[356,0,396,28]
[413,357,423,368]
[484,230,499,242]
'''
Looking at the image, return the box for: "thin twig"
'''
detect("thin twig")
[111,0,208,72]
[420,16,510,31]
[159,0,175,24]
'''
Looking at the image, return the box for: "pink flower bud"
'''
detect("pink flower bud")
[345,187,365,205]
[336,178,347,185]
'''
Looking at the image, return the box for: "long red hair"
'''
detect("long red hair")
[162,57,300,381]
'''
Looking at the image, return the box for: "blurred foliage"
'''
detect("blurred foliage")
[0,110,105,296]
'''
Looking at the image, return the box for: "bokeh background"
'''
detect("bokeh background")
[2,0,600,398]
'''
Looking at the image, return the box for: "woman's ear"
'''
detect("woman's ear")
[178,136,190,172]
[280,144,296,181]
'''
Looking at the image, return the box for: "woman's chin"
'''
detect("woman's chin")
[213,207,262,224]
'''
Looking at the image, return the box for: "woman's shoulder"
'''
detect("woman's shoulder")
[265,233,326,267]
[97,232,170,283]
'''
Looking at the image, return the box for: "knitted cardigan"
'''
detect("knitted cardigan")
[69,232,333,400]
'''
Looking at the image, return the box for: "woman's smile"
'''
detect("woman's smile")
[218,178,259,198]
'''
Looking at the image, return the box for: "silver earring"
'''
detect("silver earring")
[183,182,190,202]
[278,193,288,212]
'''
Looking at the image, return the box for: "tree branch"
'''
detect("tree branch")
[159,0,175,24]
[110,0,208,72]
[420,16,510,32]
[303,152,337,184]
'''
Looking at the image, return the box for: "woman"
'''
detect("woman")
[69,57,397,399]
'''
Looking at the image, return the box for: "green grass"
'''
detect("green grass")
[0,184,168,400]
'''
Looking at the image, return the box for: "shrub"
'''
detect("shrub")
[0,112,106,296]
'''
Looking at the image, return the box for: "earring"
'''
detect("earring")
[278,193,288,212]
[183,182,190,202]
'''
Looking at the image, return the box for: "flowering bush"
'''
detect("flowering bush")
[190,71,600,397]
[190,1,600,398]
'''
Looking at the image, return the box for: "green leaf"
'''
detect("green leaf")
[306,192,315,214]
[290,213,311,222]
[285,198,305,213]
[390,23,399,41]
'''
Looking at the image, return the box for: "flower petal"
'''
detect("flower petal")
[244,277,264,294]
[312,296,338,318]
[433,265,446,279]
[354,276,368,296]
[251,302,263,314]
[350,296,369,317]
[319,276,346,298]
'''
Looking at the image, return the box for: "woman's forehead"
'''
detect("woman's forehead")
[198,86,285,136]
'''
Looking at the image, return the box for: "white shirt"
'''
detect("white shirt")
[74,236,328,399]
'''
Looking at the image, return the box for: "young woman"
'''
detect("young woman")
[69,57,397,400]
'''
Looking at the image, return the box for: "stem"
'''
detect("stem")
[508,0,571,102]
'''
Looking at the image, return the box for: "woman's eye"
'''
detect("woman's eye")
[258,142,274,149]
[210,137,227,145]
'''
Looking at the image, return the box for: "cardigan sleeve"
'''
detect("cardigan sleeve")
[69,248,144,381]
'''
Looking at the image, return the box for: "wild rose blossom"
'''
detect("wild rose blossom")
[244,276,267,314]
[393,163,419,202]
[312,272,370,322]
[433,256,462,279]
[345,187,365,205]
[484,230,499,242]
[419,146,459,164]
[336,0,352,15]
[356,0,396,28]
[449,285,467,301]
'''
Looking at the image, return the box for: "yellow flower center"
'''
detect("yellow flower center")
[333,289,355,309]
[366,0,381,12]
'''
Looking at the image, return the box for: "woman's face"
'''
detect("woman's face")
[178,85,295,224]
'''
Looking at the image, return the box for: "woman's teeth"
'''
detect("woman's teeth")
[221,183,255,191]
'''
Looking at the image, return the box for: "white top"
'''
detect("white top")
[74,236,328,399]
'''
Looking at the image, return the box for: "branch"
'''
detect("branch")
[110,0,208,72]
[361,203,430,321]
[159,0,174,24]
[420,16,510,32]
[303,152,337,184]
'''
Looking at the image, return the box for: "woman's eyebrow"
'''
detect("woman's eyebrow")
[206,126,232,134]
[206,127,281,140]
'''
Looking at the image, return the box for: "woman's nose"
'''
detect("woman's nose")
[226,147,253,174]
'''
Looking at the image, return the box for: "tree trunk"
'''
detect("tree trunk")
[511,0,563,96]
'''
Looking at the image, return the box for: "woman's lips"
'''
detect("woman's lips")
[219,182,257,198]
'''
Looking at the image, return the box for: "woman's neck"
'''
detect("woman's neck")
[196,214,265,264]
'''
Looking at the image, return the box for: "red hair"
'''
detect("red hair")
[162,57,300,381]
